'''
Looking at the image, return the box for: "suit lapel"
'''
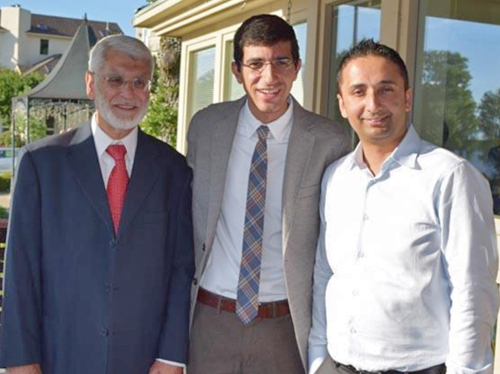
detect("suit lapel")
[118,130,161,237]
[282,100,316,254]
[204,98,245,250]
[67,123,113,234]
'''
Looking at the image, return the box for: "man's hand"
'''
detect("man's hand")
[6,364,42,374]
[148,361,184,374]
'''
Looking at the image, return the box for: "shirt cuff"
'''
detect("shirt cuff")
[308,345,328,374]
[156,358,186,373]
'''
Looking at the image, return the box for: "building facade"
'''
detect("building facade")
[0,5,122,74]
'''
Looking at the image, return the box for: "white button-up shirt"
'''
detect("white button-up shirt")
[200,99,293,302]
[91,115,137,184]
[309,125,499,374]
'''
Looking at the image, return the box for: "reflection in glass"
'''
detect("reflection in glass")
[187,47,215,122]
[326,0,381,132]
[414,0,500,214]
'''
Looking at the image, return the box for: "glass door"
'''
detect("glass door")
[413,0,500,214]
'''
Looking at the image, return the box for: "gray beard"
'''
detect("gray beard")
[94,91,148,131]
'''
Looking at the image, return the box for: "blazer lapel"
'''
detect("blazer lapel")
[204,98,245,250]
[282,100,316,254]
[66,122,113,233]
[118,130,161,237]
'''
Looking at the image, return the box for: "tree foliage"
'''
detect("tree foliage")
[419,51,477,157]
[478,89,500,139]
[141,37,181,147]
[0,68,43,130]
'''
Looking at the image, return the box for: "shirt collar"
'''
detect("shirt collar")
[389,124,420,169]
[240,97,293,142]
[91,113,138,162]
[349,124,421,171]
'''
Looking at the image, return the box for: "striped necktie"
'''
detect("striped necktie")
[236,125,270,325]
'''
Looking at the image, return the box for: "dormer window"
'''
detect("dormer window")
[40,39,49,55]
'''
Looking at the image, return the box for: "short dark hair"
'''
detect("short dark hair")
[337,39,409,91]
[233,14,299,70]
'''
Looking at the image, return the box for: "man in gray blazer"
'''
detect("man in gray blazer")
[187,14,349,374]
[0,35,194,374]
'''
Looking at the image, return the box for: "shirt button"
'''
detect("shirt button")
[350,327,357,334]
[352,289,359,296]
[193,278,198,286]
[109,238,116,247]
[362,214,369,221]
[101,328,109,337]
[358,252,365,258]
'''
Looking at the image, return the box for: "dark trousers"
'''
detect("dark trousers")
[316,356,446,374]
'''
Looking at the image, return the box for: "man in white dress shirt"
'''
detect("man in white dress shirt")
[309,39,499,374]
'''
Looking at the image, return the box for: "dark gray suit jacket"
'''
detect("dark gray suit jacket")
[187,96,349,368]
[0,123,195,374]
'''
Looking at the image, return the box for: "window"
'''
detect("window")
[40,39,49,55]
[187,46,216,122]
[224,41,246,101]
[290,22,307,105]
[326,0,381,129]
[413,0,500,214]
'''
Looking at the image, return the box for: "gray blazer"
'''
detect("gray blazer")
[186,96,349,368]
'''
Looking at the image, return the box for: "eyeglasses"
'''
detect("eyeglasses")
[241,58,295,74]
[91,72,151,92]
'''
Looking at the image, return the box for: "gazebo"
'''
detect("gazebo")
[11,19,98,145]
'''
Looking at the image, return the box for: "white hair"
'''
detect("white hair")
[88,35,154,77]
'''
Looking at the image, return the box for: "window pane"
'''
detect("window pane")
[326,0,381,133]
[40,39,49,55]
[187,46,215,122]
[224,41,246,101]
[413,0,500,214]
[290,22,307,106]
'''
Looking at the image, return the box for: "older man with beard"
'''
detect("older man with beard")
[0,35,194,374]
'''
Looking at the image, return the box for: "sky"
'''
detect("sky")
[0,0,147,36]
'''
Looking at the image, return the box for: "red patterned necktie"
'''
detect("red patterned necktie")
[106,145,129,235]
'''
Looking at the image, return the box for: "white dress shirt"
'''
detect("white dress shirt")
[91,115,185,371]
[91,115,137,184]
[200,99,293,301]
[309,125,499,374]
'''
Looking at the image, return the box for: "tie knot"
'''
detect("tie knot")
[106,144,127,161]
[256,125,269,142]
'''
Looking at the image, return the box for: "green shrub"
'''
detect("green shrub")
[0,206,8,219]
[0,172,10,193]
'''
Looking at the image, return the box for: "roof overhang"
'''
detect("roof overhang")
[133,0,272,37]
[25,31,73,40]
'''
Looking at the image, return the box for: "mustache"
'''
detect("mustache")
[111,99,141,107]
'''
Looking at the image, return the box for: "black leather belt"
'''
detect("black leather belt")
[334,361,446,374]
